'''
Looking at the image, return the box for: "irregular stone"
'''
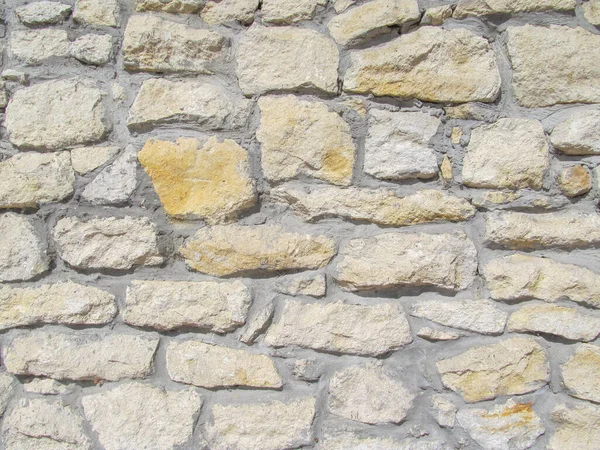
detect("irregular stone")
[0,82,7,109]
[333,0,356,12]
[0,282,116,331]
[444,102,497,121]
[237,26,339,95]
[463,118,549,190]
[15,1,72,25]
[262,0,322,23]
[5,78,107,150]
[264,300,412,356]
[471,191,569,211]
[0,373,16,415]
[450,127,462,144]
[456,399,544,450]
[138,137,255,222]
[548,402,600,450]
[344,27,500,102]
[71,146,119,174]
[135,0,203,13]
[201,0,259,24]
[454,0,574,17]
[123,15,225,74]
[411,299,507,335]
[23,378,73,395]
[506,25,600,107]
[327,0,420,46]
[417,327,464,341]
[431,395,457,428]
[2,70,28,84]
[274,273,326,297]
[73,0,119,26]
[559,165,592,197]
[320,434,447,450]
[71,34,113,65]
[485,211,600,249]
[257,96,355,185]
[561,344,600,403]
[440,155,453,184]
[239,302,274,344]
[3,398,91,450]
[292,358,323,381]
[328,363,414,425]
[205,398,316,450]
[82,382,202,450]
[3,329,159,381]
[335,232,477,292]
[437,337,550,402]
[54,216,163,271]
[364,109,440,180]
[272,185,475,226]
[584,0,600,25]
[179,224,335,277]
[550,109,600,155]
[421,5,453,25]
[0,213,48,282]
[10,29,70,64]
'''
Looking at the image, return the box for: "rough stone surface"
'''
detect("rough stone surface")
[135,0,203,13]
[550,109,600,155]
[73,0,119,26]
[0,373,15,416]
[10,29,70,64]
[239,302,275,344]
[320,434,447,450]
[422,5,453,25]
[15,1,72,25]
[558,165,592,197]
[548,402,600,450]
[262,0,322,23]
[71,34,113,65]
[454,0,575,17]
[71,146,119,174]
[23,378,73,395]
[561,344,600,403]
[417,327,464,341]
[273,273,326,297]
[584,0,600,25]
[201,0,259,24]
[431,395,457,428]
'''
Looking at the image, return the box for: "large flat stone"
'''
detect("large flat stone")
[454,0,575,17]
[15,1,72,25]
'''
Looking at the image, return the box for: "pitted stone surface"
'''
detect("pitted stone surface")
[561,344,600,403]
[454,0,575,17]
[550,109,600,155]
[15,1,72,25]
[201,0,259,24]
[548,402,600,450]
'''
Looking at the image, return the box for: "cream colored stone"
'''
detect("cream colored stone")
[320,434,446,450]
[584,0,600,25]
[10,29,70,64]
[71,34,113,65]
[3,329,159,381]
[421,5,453,25]
[450,127,462,145]
[135,0,203,13]
[262,0,321,23]
[444,102,496,121]
[559,165,592,197]
[431,395,457,428]
[71,146,118,174]
[238,302,274,344]
[0,213,48,282]
[344,27,500,102]
[333,0,356,12]
[440,155,453,184]
[23,378,73,395]
[548,402,600,450]
[455,0,574,17]
[0,373,15,415]
[274,273,326,297]
[417,327,464,341]
[180,224,335,277]
[201,0,259,24]
[562,344,600,403]
[264,300,412,356]
[550,109,600,155]
[73,0,118,26]
[82,145,137,205]
[336,232,477,292]
[257,96,355,185]
[16,1,72,25]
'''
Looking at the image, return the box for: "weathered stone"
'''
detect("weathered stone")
[471,191,570,211]
[3,398,91,450]
[548,402,600,450]
[328,363,414,425]
[440,155,453,184]
[456,399,544,450]
[180,224,335,277]
[417,327,464,341]
[0,282,116,331]
[485,211,600,249]
[9,29,70,65]
[265,300,412,356]
[333,0,355,12]
[237,26,339,95]
[0,373,15,415]
[205,398,316,450]
[82,382,202,450]
[3,329,159,381]
[124,280,250,332]
[344,27,500,102]
[262,0,322,23]
[463,118,549,190]
[5,78,107,150]
[71,34,113,65]
[454,0,574,17]
[73,0,119,26]
[336,232,477,292]
[54,216,163,270]
[292,358,323,381]
[559,165,592,197]
[272,185,475,226]
[239,302,274,344]
[257,96,355,185]
[201,0,259,24]
[135,0,203,13]
[550,110,600,155]
[0,213,48,282]
[437,337,550,402]
[327,0,420,46]
[431,395,457,428]
[421,5,453,25]
[23,378,73,395]
[123,15,226,73]
[274,273,326,297]
[15,1,72,25]
[320,434,447,450]
[584,0,600,25]
[364,109,440,180]
[450,127,462,145]
[82,145,137,205]
[0,82,7,109]
[444,102,497,121]
[2,70,28,84]
[71,146,119,174]
[506,25,600,107]
[562,344,600,403]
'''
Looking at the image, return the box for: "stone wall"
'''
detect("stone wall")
[0,0,599,448]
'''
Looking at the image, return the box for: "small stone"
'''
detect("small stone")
[73,0,119,26]
[328,362,414,425]
[327,0,420,46]
[23,378,73,395]
[335,232,477,292]
[548,402,600,450]
[264,300,412,356]
[274,273,326,297]
[440,156,453,184]
[417,327,464,341]
[454,0,574,17]
[364,109,440,180]
[344,27,500,102]
[445,102,496,121]
[82,382,202,450]
[0,213,48,282]
[431,395,457,428]
[421,5,453,25]
[135,0,203,13]
[201,0,259,25]
[237,26,339,95]
[180,224,335,277]
[584,0,600,25]
[2,70,28,84]
[123,15,226,74]
[450,127,462,144]
[292,358,323,381]
[10,29,70,65]
[437,337,549,402]
[456,399,545,450]
[53,216,163,271]
[262,0,321,23]
[257,95,355,185]
[559,165,592,197]
[239,302,274,344]
[16,2,71,25]
[138,137,255,222]
[561,344,600,403]
[3,329,159,381]
[124,280,251,332]
[0,82,7,109]
[71,146,119,174]
[205,398,316,450]
[71,34,113,65]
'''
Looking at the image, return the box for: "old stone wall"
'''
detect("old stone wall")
[0,0,599,448]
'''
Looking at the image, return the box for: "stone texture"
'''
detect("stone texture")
[506,25,600,107]
[73,0,118,26]
[548,402,600,450]
[10,29,70,64]
[201,0,259,24]
[82,382,202,450]
[364,109,441,180]
[584,0,600,25]
[328,363,414,425]
[264,300,412,356]
[335,232,477,292]
[462,118,549,190]
[53,216,163,271]
[123,15,226,74]
[471,191,569,211]
[237,26,339,95]
[179,224,335,277]
[135,0,203,13]
[71,146,119,174]
[5,78,107,150]
[257,96,355,185]
[344,27,501,102]
[262,0,322,23]
[167,340,281,389]
[23,378,73,395]
[561,344,600,403]
[239,302,275,344]
[124,279,251,332]
[437,337,550,402]
[421,5,453,25]
[417,327,465,341]
[138,137,255,222]
[0,373,15,415]
[550,110,600,155]
[274,273,326,297]
[320,434,447,450]
[3,329,159,381]
[431,395,457,428]
[205,398,316,450]
[333,0,356,12]
[0,213,48,282]
[559,165,592,197]
[15,1,72,25]
[454,0,575,17]
[327,0,420,46]
[71,34,113,65]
